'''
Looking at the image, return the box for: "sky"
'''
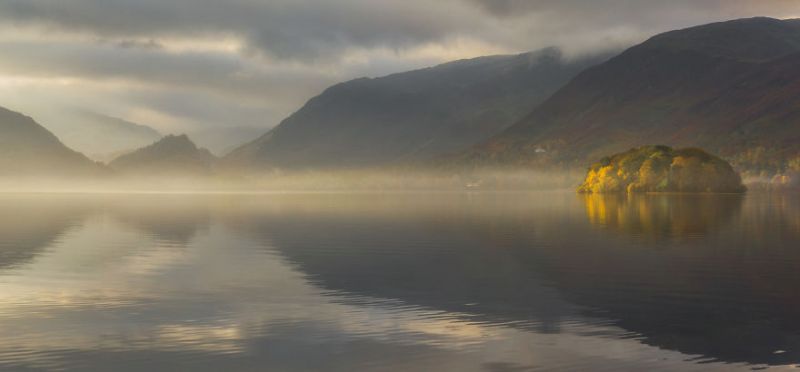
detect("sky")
[0,0,797,137]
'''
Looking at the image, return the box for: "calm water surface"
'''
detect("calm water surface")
[0,191,798,371]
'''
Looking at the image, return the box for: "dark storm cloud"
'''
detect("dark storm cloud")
[467,0,797,19]
[0,0,473,61]
[1,0,795,60]
[467,0,706,17]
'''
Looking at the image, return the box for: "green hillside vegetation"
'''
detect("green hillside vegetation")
[578,146,745,193]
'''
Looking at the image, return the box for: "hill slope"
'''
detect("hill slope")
[189,126,265,156]
[463,17,800,175]
[0,106,103,177]
[109,135,216,175]
[224,48,612,169]
[45,110,162,161]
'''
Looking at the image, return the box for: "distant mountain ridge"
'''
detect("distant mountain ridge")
[109,134,216,175]
[189,126,266,156]
[42,110,162,161]
[459,17,800,175]
[223,47,613,169]
[0,106,104,177]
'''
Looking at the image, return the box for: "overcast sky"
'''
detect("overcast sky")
[0,0,797,134]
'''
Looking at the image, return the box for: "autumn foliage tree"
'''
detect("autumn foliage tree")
[578,146,745,193]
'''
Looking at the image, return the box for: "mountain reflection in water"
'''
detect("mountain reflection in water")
[0,192,798,371]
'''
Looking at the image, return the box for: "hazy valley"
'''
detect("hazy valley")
[0,18,798,191]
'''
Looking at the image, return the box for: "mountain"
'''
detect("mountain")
[461,17,800,175]
[42,110,162,161]
[0,106,104,177]
[188,126,266,156]
[108,134,216,175]
[223,48,613,169]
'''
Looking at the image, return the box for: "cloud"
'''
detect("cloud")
[466,0,797,19]
[2,0,797,61]
[112,39,164,50]
[0,0,482,61]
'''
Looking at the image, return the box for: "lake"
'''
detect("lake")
[0,191,798,371]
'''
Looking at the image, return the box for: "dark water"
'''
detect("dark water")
[0,191,798,371]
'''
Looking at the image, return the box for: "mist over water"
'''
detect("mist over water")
[0,169,583,193]
[0,191,798,371]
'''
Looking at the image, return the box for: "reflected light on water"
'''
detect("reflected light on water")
[0,192,797,371]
